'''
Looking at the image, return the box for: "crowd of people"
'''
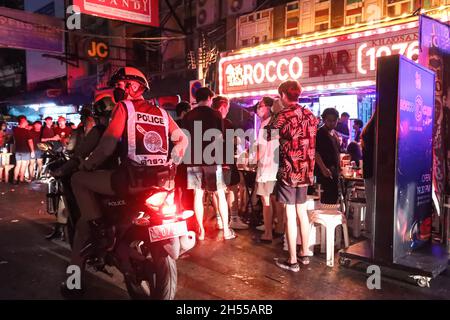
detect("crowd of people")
[2,68,370,279]
[0,116,74,184]
[172,80,368,272]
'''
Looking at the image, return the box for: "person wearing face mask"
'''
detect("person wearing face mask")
[63,67,188,295]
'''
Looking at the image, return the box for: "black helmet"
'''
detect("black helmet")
[108,66,150,90]
[93,93,115,118]
[79,107,93,119]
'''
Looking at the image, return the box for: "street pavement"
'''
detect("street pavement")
[0,182,449,300]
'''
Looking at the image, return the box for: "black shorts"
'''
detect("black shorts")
[223,165,240,187]
[276,181,308,205]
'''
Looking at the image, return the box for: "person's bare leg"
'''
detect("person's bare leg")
[0,167,4,182]
[228,185,239,216]
[212,191,223,228]
[238,172,246,213]
[273,199,285,234]
[13,160,23,181]
[194,188,205,240]
[296,202,312,256]
[261,195,273,240]
[216,189,231,236]
[36,159,43,178]
[285,204,298,264]
[29,159,36,181]
[20,160,29,181]
[5,165,12,183]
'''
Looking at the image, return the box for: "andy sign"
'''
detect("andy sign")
[73,0,159,27]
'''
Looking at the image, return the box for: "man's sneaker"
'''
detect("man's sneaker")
[216,214,224,230]
[230,216,248,230]
[275,259,300,272]
[256,224,265,231]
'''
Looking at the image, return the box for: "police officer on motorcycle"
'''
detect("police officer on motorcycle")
[63,67,188,295]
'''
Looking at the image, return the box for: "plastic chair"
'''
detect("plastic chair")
[308,203,350,267]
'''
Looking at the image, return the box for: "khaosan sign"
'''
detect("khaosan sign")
[219,21,420,97]
[73,0,159,27]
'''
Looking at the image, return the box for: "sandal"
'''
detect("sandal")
[223,228,236,240]
[275,258,300,272]
[298,256,311,265]
[297,251,313,265]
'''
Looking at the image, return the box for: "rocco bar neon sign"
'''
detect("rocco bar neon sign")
[220,24,419,95]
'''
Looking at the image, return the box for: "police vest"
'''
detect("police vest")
[122,100,169,166]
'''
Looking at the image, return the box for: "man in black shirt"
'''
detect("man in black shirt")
[315,108,341,204]
[13,115,31,184]
[41,116,58,142]
[335,112,350,151]
[184,87,235,241]
[174,101,193,211]
[353,119,364,143]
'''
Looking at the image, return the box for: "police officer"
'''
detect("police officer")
[64,67,188,294]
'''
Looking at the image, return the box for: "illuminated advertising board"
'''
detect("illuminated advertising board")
[219,22,419,97]
[395,56,435,255]
[73,0,159,27]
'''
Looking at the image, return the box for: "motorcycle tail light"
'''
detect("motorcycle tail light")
[145,191,168,208]
[180,210,194,220]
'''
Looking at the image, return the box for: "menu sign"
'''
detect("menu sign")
[395,56,435,258]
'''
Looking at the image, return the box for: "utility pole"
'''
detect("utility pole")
[187,33,218,82]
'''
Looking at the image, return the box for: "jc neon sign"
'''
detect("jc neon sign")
[87,41,109,59]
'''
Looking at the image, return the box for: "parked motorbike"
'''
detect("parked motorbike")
[38,142,196,300]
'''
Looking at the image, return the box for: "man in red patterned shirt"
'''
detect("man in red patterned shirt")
[268,80,318,272]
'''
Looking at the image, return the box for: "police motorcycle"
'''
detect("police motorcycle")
[41,96,195,299]
[39,140,196,299]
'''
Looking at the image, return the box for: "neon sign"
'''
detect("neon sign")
[357,41,419,74]
[225,57,303,86]
[219,22,419,96]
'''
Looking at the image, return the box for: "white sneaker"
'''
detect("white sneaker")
[256,224,265,231]
[216,214,224,230]
[229,216,249,230]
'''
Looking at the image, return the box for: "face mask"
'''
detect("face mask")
[113,88,126,102]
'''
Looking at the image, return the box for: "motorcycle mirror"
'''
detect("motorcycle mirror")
[37,143,49,151]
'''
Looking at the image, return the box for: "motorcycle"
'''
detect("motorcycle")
[38,142,196,300]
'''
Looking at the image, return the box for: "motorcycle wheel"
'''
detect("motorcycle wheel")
[125,244,177,300]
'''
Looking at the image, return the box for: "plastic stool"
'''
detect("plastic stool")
[308,207,349,267]
[346,199,366,238]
